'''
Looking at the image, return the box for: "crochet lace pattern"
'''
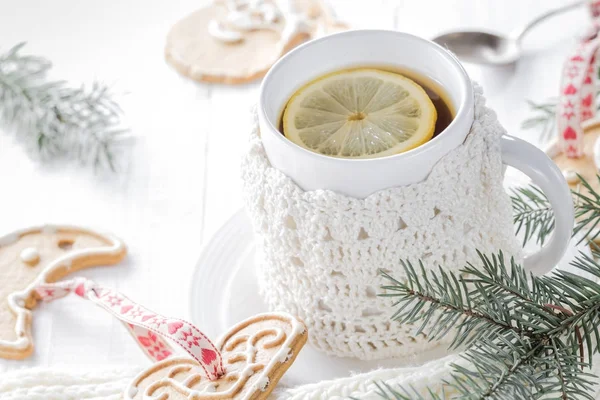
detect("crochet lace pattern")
[242,85,523,360]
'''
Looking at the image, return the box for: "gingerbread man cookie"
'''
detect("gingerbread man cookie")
[125,312,307,400]
[165,0,348,84]
[0,225,126,359]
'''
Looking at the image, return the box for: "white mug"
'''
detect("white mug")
[257,30,573,275]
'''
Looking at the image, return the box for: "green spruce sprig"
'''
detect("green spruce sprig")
[511,174,600,246]
[377,250,600,399]
[573,176,600,243]
[0,42,129,171]
[521,99,559,144]
[511,185,555,246]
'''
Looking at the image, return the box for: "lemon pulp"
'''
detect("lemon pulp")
[282,68,438,159]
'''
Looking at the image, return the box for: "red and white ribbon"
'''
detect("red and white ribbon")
[557,0,600,158]
[34,279,225,380]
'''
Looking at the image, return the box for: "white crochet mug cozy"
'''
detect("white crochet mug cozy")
[243,30,575,360]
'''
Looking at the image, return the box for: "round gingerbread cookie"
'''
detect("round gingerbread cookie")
[549,119,600,193]
[164,0,346,84]
[549,119,600,242]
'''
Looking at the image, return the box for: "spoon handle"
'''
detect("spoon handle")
[512,0,584,43]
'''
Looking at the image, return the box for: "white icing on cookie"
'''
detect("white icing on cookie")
[3,303,30,349]
[274,346,291,363]
[181,374,200,387]
[127,386,138,397]
[209,0,311,48]
[20,247,40,265]
[208,20,244,43]
[239,366,256,379]
[594,136,600,172]
[544,141,560,158]
[255,376,270,391]
[203,383,217,392]
[274,0,311,51]
[0,233,18,246]
[12,337,30,350]
[227,7,278,30]
[41,225,57,235]
[14,297,25,308]
[563,168,580,184]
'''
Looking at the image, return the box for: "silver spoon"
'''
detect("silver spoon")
[432,1,584,65]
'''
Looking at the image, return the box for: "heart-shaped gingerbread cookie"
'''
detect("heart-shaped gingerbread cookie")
[125,312,307,399]
[0,225,126,359]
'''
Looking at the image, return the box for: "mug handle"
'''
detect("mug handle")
[501,135,574,275]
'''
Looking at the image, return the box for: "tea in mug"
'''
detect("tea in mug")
[279,66,454,159]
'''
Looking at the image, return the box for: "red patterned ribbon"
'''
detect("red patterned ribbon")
[557,0,600,158]
[34,278,225,380]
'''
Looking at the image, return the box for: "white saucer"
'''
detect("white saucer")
[190,207,592,386]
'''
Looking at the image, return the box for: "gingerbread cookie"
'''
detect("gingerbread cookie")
[0,225,126,359]
[548,119,600,242]
[549,119,600,193]
[125,312,307,400]
[164,0,348,84]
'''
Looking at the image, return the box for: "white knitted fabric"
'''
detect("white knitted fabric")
[4,357,600,399]
[0,366,142,400]
[0,356,463,400]
[241,85,523,360]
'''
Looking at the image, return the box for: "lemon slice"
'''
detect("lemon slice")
[282,68,438,159]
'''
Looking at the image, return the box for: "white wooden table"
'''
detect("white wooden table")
[0,0,587,373]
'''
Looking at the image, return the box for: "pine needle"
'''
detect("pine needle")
[521,98,559,144]
[0,42,129,172]
[379,251,600,399]
[510,174,600,246]
[511,185,554,246]
[573,174,600,243]
[378,175,600,399]
[374,125,600,399]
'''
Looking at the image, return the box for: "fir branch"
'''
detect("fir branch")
[0,42,129,171]
[449,334,543,400]
[573,174,600,243]
[380,258,537,351]
[510,174,600,246]
[511,185,554,246]
[521,98,559,144]
[377,163,600,400]
[378,251,600,399]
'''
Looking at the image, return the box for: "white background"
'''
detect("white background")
[0,0,588,372]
